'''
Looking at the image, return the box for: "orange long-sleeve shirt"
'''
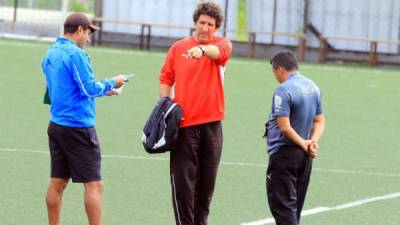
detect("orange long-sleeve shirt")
[159,36,232,127]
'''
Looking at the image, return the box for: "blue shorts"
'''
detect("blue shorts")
[47,121,102,183]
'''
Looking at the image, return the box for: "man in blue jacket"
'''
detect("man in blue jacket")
[41,12,125,225]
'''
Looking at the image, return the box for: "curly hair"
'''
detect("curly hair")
[193,1,224,29]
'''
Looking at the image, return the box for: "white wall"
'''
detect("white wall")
[246,0,400,53]
[308,0,400,53]
[247,0,303,46]
[102,0,237,39]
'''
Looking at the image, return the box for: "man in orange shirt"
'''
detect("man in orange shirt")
[159,1,232,225]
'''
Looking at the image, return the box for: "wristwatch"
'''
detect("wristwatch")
[198,45,205,55]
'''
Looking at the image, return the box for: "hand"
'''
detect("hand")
[301,140,313,152]
[307,141,319,159]
[186,46,203,59]
[113,75,125,88]
[106,90,118,96]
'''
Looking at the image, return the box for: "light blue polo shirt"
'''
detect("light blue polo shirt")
[266,72,323,155]
[41,37,116,128]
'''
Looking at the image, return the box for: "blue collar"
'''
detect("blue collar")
[56,37,76,45]
[288,71,300,79]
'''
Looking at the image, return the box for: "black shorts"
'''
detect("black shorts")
[47,121,102,183]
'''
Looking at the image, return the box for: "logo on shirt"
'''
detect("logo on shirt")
[293,83,318,95]
[274,95,282,112]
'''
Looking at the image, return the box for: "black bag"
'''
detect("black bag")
[141,97,183,153]
[43,86,51,105]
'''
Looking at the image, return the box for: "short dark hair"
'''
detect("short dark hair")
[270,50,299,71]
[193,1,224,29]
[63,25,89,34]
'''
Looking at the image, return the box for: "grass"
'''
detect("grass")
[0,39,399,225]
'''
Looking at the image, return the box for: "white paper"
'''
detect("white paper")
[124,74,136,81]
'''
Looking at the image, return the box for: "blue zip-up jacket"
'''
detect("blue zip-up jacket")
[41,37,116,128]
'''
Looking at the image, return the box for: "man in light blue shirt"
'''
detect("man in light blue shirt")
[264,50,325,225]
[41,12,125,225]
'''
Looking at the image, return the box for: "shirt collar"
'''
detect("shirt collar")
[56,37,76,45]
[191,35,216,45]
[287,71,300,79]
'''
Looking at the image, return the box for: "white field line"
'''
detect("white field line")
[0,147,168,161]
[0,33,56,42]
[240,192,400,225]
[1,147,400,178]
[0,6,66,24]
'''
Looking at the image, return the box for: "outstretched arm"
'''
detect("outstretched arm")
[186,39,232,62]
